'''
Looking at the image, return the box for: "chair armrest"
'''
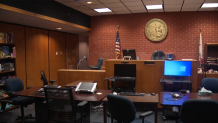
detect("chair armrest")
[172,106,179,113]
[0,100,13,103]
[27,87,33,89]
[139,111,154,119]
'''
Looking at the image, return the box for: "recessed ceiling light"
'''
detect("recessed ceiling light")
[146,5,163,9]
[94,8,112,13]
[87,2,92,4]
[56,28,62,30]
[201,3,218,8]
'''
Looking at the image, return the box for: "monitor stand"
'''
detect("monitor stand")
[123,56,132,60]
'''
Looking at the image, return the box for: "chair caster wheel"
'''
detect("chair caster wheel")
[162,116,167,121]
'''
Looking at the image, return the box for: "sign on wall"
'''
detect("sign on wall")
[145,18,168,42]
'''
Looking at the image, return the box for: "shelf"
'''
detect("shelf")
[0,57,16,60]
[0,70,15,73]
[0,43,14,45]
[207,59,216,61]
[0,84,5,87]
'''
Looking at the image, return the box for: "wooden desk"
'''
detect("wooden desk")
[64,80,95,88]
[102,94,159,123]
[13,87,112,123]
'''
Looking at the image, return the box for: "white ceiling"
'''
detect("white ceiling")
[55,0,218,16]
[0,0,217,35]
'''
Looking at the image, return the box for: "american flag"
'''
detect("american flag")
[115,31,120,59]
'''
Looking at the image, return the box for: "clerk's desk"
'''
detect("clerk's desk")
[13,87,112,123]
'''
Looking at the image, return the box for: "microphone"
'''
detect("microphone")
[77,56,87,70]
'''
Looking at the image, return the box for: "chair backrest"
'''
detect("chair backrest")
[180,99,218,123]
[44,87,76,123]
[151,50,166,60]
[41,70,48,85]
[96,58,103,70]
[107,94,136,123]
[201,77,218,93]
[5,78,24,92]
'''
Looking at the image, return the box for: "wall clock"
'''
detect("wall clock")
[145,18,168,42]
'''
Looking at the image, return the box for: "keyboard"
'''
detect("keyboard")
[119,92,145,96]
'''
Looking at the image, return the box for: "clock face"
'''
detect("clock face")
[145,19,168,42]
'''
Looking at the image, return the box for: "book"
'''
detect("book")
[0,32,4,43]
[12,47,16,57]
[2,46,9,56]
[9,63,14,70]
[3,63,10,71]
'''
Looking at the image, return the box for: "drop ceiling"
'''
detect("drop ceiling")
[0,0,217,35]
[55,0,218,16]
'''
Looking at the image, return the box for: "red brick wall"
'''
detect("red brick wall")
[89,12,218,66]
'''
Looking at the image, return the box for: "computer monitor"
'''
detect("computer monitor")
[122,49,136,60]
[164,61,191,77]
[114,64,136,77]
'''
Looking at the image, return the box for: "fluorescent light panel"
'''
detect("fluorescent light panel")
[146,5,163,9]
[202,3,218,8]
[94,8,112,13]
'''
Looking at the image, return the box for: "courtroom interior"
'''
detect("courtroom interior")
[0,0,218,123]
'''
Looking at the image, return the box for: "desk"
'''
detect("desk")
[13,87,112,123]
[160,92,218,119]
[102,94,159,123]
[64,80,95,88]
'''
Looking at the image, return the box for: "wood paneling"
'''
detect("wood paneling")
[49,31,66,83]
[26,27,48,87]
[57,69,106,89]
[0,22,26,88]
[66,34,78,69]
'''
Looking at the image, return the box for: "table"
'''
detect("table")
[160,79,192,92]
[64,80,95,88]
[160,92,218,119]
[13,87,112,123]
[102,94,159,123]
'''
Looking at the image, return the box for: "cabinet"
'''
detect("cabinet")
[204,43,218,71]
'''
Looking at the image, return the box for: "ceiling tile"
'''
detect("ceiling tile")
[147,9,164,12]
[164,4,182,9]
[61,1,84,7]
[122,1,144,6]
[121,0,142,1]
[80,10,101,16]
[104,3,126,8]
[215,8,218,11]
[130,10,147,13]
[164,8,181,12]
[181,8,199,11]
[86,4,107,9]
[78,0,101,5]
[204,0,218,3]
[110,7,130,11]
[127,6,146,10]
[98,0,121,3]
[55,0,72,3]
[142,0,163,5]
[182,4,202,9]
[199,8,217,11]
[184,0,204,4]
[115,11,132,14]
[164,0,183,5]
[100,12,116,15]
[71,6,91,11]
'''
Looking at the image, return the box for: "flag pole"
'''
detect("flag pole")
[117,25,119,31]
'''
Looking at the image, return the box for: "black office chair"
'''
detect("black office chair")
[44,87,87,123]
[107,94,153,123]
[40,70,57,85]
[200,77,218,93]
[89,58,103,70]
[173,99,218,123]
[5,78,35,123]
[151,50,166,60]
[0,100,18,123]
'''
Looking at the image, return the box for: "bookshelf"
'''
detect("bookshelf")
[204,43,218,71]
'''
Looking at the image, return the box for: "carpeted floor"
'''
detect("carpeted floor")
[10,103,176,123]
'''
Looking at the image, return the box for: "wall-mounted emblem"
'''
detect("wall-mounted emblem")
[145,18,168,42]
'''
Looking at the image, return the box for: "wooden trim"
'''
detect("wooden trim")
[0,4,90,31]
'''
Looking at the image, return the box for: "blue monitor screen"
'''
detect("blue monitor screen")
[164,61,191,77]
